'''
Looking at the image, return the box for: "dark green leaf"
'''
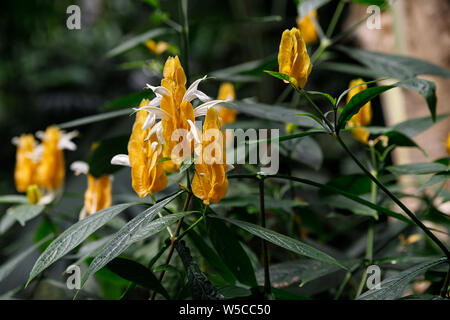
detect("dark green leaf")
[386,162,448,176]
[27,202,139,285]
[207,217,257,287]
[214,216,346,270]
[187,229,237,284]
[10,204,45,226]
[358,257,447,300]
[88,135,129,177]
[338,46,450,79]
[175,240,224,300]
[337,85,394,132]
[107,257,170,299]
[57,109,132,130]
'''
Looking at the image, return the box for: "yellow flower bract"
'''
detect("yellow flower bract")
[297,10,318,44]
[14,134,37,193]
[217,82,237,125]
[192,108,229,205]
[160,56,195,171]
[128,100,168,198]
[36,126,65,190]
[84,174,112,214]
[278,27,312,88]
[347,78,373,145]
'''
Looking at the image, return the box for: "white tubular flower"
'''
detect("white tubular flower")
[70,161,89,176]
[58,130,79,151]
[145,84,169,97]
[145,121,164,144]
[111,154,131,167]
[187,120,201,144]
[194,99,229,117]
[183,76,211,103]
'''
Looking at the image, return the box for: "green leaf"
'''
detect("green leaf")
[106,258,170,299]
[213,216,346,270]
[0,235,53,283]
[106,28,172,58]
[416,172,449,194]
[210,56,276,83]
[0,195,28,204]
[57,108,132,130]
[187,229,237,285]
[33,216,58,252]
[383,130,427,156]
[206,217,257,287]
[325,195,378,219]
[337,85,395,132]
[27,202,139,285]
[338,46,450,79]
[179,157,194,174]
[297,0,331,19]
[264,70,294,84]
[9,204,45,226]
[248,129,326,144]
[224,101,322,128]
[255,259,358,288]
[391,113,449,138]
[281,135,324,170]
[386,162,448,176]
[87,135,129,177]
[396,78,437,121]
[358,257,447,300]
[80,192,186,287]
[175,240,224,300]
[317,62,378,78]
[305,90,336,106]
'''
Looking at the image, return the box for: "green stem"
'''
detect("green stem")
[336,135,450,288]
[334,271,351,300]
[259,176,271,296]
[296,87,334,131]
[150,191,193,300]
[326,0,346,38]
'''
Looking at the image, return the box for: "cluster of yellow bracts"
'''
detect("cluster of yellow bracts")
[13,11,385,220]
[115,56,234,205]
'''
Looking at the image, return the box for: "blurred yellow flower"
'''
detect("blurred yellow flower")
[145,39,169,55]
[82,174,112,218]
[217,82,237,125]
[297,10,318,44]
[446,132,450,155]
[35,126,66,190]
[128,101,168,198]
[346,78,372,144]
[192,108,229,204]
[26,184,41,205]
[278,27,312,88]
[13,134,38,193]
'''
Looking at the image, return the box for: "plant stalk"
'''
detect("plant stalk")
[336,135,450,296]
[259,176,271,296]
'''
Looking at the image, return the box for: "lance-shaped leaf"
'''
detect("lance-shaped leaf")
[80,191,188,288]
[0,195,28,204]
[27,202,139,285]
[57,108,132,129]
[107,258,170,299]
[386,162,448,176]
[337,85,395,132]
[213,216,346,270]
[0,235,53,283]
[358,257,447,300]
[9,204,45,226]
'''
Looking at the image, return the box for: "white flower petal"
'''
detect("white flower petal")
[151,141,158,152]
[145,84,169,96]
[187,120,201,144]
[226,164,235,172]
[142,113,156,130]
[58,130,79,150]
[134,106,170,121]
[194,99,228,117]
[183,76,211,103]
[111,154,131,167]
[70,161,89,176]
[11,136,20,146]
